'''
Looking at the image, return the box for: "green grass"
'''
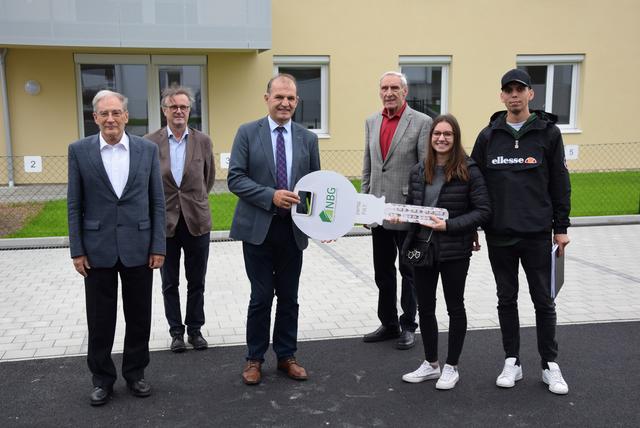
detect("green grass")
[7,199,68,238]
[570,171,640,216]
[210,192,238,231]
[4,172,639,238]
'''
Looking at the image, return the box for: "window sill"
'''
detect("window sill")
[559,128,582,134]
[312,132,331,139]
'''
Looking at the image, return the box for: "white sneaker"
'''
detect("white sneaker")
[496,357,523,388]
[542,362,569,395]
[402,361,441,383]
[436,364,459,390]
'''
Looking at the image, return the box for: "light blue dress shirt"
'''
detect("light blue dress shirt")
[167,127,189,187]
[267,116,293,190]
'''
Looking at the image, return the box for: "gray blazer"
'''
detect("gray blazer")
[227,117,321,250]
[67,133,166,268]
[362,105,432,230]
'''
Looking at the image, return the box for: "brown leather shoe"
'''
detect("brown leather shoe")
[242,360,262,385]
[277,357,308,381]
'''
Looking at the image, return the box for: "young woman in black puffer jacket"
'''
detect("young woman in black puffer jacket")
[399,114,491,390]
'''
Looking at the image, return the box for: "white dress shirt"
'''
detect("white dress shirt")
[99,133,130,198]
[267,116,293,189]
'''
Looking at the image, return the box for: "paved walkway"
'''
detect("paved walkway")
[1,224,639,361]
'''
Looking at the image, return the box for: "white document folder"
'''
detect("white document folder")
[550,244,565,299]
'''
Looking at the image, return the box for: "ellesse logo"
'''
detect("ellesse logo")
[491,156,538,165]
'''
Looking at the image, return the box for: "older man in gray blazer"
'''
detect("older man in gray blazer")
[362,71,432,350]
[228,74,320,385]
[68,90,165,406]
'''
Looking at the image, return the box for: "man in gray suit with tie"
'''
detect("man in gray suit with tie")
[228,74,321,385]
[67,90,166,406]
[362,71,432,350]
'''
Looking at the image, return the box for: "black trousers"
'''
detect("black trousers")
[371,227,417,331]
[488,238,558,366]
[242,216,303,362]
[160,215,210,336]
[413,258,469,366]
[84,260,152,388]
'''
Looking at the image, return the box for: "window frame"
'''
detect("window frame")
[74,54,208,137]
[516,54,584,132]
[273,55,329,137]
[399,55,451,117]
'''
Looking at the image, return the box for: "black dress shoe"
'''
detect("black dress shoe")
[188,333,208,350]
[127,379,152,397]
[170,335,187,353]
[363,325,402,342]
[90,386,112,406]
[396,330,416,350]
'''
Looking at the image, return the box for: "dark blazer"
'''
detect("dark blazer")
[67,133,166,268]
[227,117,321,250]
[144,127,215,237]
[405,158,491,262]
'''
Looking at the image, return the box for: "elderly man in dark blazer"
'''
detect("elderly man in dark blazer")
[67,90,165,406]
[145,86,215,353]
[228,74,321,385]
[362,71,432,350]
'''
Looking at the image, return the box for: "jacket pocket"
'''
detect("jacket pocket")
[138,219,151,230]
[83,219,100,230]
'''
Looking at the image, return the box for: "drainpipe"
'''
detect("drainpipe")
[0,48,15,188]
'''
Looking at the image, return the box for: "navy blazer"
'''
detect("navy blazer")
[67,133,166,268]
[227,117,320,250]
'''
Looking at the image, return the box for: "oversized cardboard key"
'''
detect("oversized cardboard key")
[291,170,448,241]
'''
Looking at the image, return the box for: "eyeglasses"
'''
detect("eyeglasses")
[96,110,125,118]
[432,131,454,139]
[164,104,191,112]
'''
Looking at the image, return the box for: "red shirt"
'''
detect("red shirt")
[379,102,407,161]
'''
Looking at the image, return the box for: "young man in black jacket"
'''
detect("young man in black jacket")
[471,69,571,395]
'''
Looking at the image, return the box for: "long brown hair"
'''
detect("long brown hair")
[424,114,469,184]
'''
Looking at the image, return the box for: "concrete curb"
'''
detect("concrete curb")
[1,215,639,250]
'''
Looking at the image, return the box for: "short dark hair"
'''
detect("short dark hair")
[266,73,297,94]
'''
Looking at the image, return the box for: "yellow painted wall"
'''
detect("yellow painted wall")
[270,0,640,156]
[207,51,272,153]
[5,49,78,156]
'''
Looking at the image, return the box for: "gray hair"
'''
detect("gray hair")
[379,71,408,88]
[161,85,195,107]
[92,90,128,112]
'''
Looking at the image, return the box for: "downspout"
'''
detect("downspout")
[0,48,15,187]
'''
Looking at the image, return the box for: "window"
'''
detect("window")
[517,55,584,131]
[74,54,207,137]
[400,56,451,119]
[274,56,329,136]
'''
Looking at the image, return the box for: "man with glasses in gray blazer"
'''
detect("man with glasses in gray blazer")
[362,71,432,350]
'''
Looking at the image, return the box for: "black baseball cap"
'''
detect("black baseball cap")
[501,68,531,89]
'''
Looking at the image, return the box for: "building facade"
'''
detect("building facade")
[1,0,639,185]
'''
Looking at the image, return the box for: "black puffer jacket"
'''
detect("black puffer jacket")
[404,158,492,262]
